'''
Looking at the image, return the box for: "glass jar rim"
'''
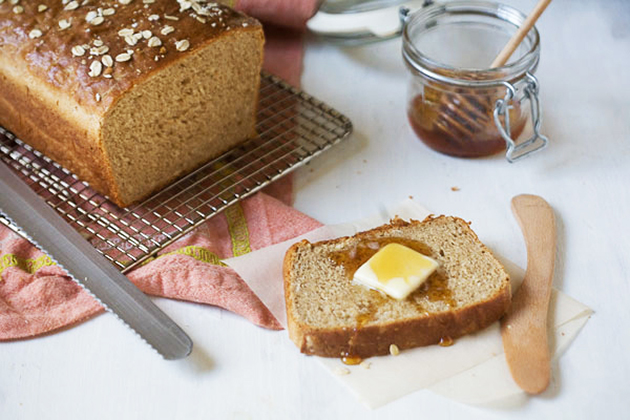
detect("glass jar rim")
[402,1,541,87]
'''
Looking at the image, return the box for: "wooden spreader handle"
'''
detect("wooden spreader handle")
[501,194,556,394]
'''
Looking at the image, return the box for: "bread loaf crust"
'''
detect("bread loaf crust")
[283,216,511,358]
[0,1,261,110]
[0,1,263,207]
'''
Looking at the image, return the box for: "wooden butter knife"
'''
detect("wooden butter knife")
[501,194,556,394]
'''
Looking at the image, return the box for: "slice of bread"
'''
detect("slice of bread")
[283,216,511,358]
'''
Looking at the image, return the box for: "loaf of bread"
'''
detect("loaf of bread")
[283,216,511,358]
[0,1,264,207]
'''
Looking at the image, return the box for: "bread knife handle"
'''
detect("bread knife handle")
[0,162,192,360]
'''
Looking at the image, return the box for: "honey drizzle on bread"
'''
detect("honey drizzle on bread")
[327,236,457,309]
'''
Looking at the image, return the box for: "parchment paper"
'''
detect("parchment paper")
[224,200,592,408]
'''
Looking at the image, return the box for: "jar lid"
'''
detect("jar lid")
[307,0,427,43]
[320,0,409,14]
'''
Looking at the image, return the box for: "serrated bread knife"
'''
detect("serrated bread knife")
[0,162,193,360]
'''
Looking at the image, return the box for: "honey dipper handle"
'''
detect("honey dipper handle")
[491,0,552,68]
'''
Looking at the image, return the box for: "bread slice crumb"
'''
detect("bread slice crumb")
[334,367,351,376]
[389,344,400,356]
[283,216,511,358]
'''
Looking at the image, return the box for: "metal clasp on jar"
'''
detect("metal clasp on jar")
[494,73,549,163]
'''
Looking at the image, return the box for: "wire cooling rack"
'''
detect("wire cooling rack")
[0,72,352,273]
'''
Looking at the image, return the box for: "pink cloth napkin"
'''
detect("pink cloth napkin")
[237,0,322,29]
[0,0,322,341]
[0,178,322,340]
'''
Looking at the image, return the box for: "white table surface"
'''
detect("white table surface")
[2,0,629,419]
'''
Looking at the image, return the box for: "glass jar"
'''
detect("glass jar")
[401,1,548,161]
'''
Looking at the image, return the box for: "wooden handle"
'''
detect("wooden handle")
[491,0,552,68]
[501,194,556,394]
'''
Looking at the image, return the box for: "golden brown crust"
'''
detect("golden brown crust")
[0,1,261,110]
[0,67,117,199]
[283,216,512,358]
[283,239,307,350]
[0,2,263,208]
[290,283,510,358]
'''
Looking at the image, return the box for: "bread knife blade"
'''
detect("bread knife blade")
[0,162,192,360]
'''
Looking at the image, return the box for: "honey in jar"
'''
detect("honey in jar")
[401,1,547,160]
[407,79,528,157]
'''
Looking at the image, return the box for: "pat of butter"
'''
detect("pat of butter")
[353,243,439,300]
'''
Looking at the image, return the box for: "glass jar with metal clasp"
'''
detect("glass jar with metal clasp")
[401,1,549,161]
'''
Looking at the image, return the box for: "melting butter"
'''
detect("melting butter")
[353,243,439,300]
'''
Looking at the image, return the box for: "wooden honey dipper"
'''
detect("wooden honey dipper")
[490,0,552,69]
[415,0,552,156]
